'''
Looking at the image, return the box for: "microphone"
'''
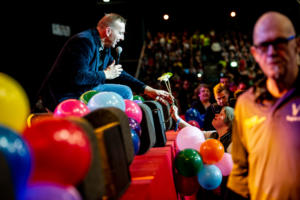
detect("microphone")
[116,46,123,64]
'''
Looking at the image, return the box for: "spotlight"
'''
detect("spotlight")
[230,11,236,18]
[163,14,169,20]
[230,61,238,67]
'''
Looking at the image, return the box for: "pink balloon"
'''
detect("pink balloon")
[124,100,143,123]
[54,99,90,118]
[215,152,233,176]
[176,126,205,151]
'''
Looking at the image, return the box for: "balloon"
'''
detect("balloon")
[0,125,31,200]
[174,149,203,177]
[174,173,200,196]
[54,99,90,118]
[25,183,82,200]
[197,113,206,129]
[79,90,98,104]
[133,95,144,102]
[22,118,92,186]
[215,153,233,176]
[199,139,224,164]
[0,73,30,132]
[176,126,205,151]
[187,120,200,128]
[133,100,143,104]
[130,129,140,155]
[185,108,200,122]
[87,92,125,111]
[197,164,222,190]
[128,117,141,137]
[124,99,143,123]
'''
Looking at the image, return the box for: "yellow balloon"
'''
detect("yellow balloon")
[0,73,30,132]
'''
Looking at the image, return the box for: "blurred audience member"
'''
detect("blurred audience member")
[227,11,300,200]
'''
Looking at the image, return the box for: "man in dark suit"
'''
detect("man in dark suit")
[37,13,172,111]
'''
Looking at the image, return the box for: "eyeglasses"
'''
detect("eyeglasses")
[253,35,295,53]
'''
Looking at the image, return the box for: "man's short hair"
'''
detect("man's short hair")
[97,13,126,29]
[213,83,229,97]
[196,83,210,95]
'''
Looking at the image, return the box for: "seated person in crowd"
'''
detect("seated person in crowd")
[203,83,234,131]
[171,105,234,153]
[190,83,212,128]
[219,75,235,99]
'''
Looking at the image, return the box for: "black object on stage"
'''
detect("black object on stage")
[137,103,156,155]
[143,100,167,147]
[0,151,15,200]
[68,117,105,200]
[84,107,134,165]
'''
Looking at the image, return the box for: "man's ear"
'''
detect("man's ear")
[105,27,112,36]
[296,37,300,53]
[250,46,259,63]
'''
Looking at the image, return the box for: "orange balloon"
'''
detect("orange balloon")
[199,139,224,164]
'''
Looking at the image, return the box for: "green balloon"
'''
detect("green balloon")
[175,149,203,177]
[133,95,144,102]
[79,90,98,104]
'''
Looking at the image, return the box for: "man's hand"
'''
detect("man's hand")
[144,86,174,104]
[104,60,123,79]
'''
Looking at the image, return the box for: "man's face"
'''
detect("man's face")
[107,20,125,48]
[220,77,229,88]
[251,19,298,82]
[198,87,211,102]
[183,80,190,90]
[215,90,229,107]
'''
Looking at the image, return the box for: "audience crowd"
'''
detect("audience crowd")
[138,29,265,115]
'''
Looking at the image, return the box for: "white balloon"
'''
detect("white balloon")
[87,91,125,111]
[176,126,205,151]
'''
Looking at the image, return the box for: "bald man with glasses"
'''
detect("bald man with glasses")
[226,11,300,200]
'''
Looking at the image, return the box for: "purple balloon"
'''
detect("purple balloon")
[133,100,142,104]
[24,183,82,200]
[128,117,142,137]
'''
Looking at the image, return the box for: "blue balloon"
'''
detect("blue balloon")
[130,129,140,155]
[128,117,141,137]
[24,183,82,200]
[87,92,125,111]
[185,108,200,121]
[197,113,206,128]
[197,164,222,190]
[0,125,32,200]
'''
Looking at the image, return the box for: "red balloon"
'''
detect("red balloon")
[199,139,224,164]
[23,118,92,186]
[187,120,200,128]
[54,99,90,118]
[124,100,143,123]
[174,172,200,196]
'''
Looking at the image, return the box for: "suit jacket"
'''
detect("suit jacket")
[39,28,146,110]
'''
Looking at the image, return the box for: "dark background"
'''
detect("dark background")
[3,0,300,107]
